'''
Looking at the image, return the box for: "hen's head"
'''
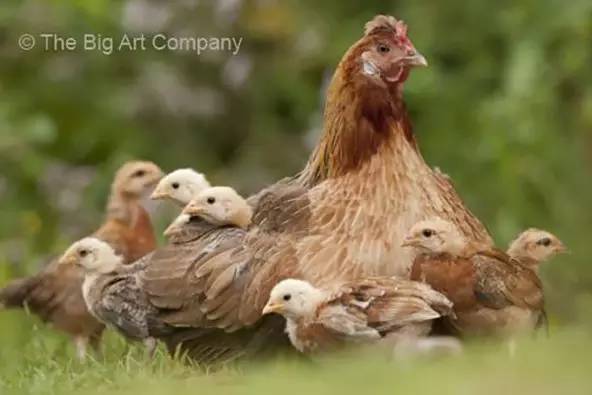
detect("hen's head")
[59,237,122,273]
[349,15,427,89]
[182,186,252,229]
[112,161,163,198]
[262,279,326,320]
[402,218,466,255]
[151,168,211,207]
[507,229,567,265]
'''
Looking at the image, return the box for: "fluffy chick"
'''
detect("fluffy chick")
[507,229,566,272]
[262,278,453,355]
[151,168,211,207]
[182,186,252,229]
[163,186,252,241]
[59,238,161,356]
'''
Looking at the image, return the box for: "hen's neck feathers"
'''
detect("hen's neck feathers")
[300,46,417,186]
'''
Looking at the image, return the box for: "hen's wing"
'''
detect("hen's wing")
[139,180,310,361]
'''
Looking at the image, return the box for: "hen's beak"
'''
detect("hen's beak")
[58,251,77,266]
[262,302,284,315]
[404,51,428,67]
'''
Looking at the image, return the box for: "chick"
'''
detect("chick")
[404,218,545,338]
[59,238,162,357]
[507,229,567,272]
[182,186,252,229]
[262,277,453,355]
[151,168,211,207]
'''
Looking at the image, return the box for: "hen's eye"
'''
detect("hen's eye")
[537,238,551,247]
[133,169,146,178]
[207,197,216,204]
[422,229,434,238]
[283,294,291,301]
[377,44,390,53]
[172,182,180,189]
[79,250,88,258]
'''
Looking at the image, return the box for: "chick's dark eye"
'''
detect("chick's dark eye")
[207,197,216,204]
[133,169,146,178]
[377,44,390,53]
[283,294,291,301]
[422,229,434,238]
[79,250,88,258]
[171,182,180,189]
[538,238,552,247]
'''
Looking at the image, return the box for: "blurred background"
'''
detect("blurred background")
[0,0,591,329]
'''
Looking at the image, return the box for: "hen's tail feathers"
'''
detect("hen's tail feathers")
[0,276,41,310]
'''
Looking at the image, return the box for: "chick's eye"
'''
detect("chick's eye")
[79,250,88,258]
[538,238,552,247]
[283,294,291,301]
[422,229,434,238]
[133,169,146,178]
[207,197,216,204]
[171,182,180,189]
[377,44,390,53]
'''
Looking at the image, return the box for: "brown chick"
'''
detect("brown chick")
[404,219,545,338]
[262,278,453,355]
[0,160,163,360]
[507,229,567,272]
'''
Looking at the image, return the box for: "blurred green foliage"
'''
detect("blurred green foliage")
[0,0,591,325]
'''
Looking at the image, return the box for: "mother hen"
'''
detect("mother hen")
[136,15,492,364]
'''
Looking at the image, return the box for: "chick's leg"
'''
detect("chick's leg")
[144,337,157,359]
[74,336,89,361]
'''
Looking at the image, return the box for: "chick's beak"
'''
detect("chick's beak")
[401,237,419,248]
[262,302,284,315]
[150,186,168,200]
[183,202,205,217]
[556,243,570,254]
[58,251,77,266]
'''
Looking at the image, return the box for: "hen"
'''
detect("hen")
[0,161,162,359]
[131,15,491,363]
[262,278,453,354]
[405,219,545,337]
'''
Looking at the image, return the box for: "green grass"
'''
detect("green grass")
[1,310,591,395]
